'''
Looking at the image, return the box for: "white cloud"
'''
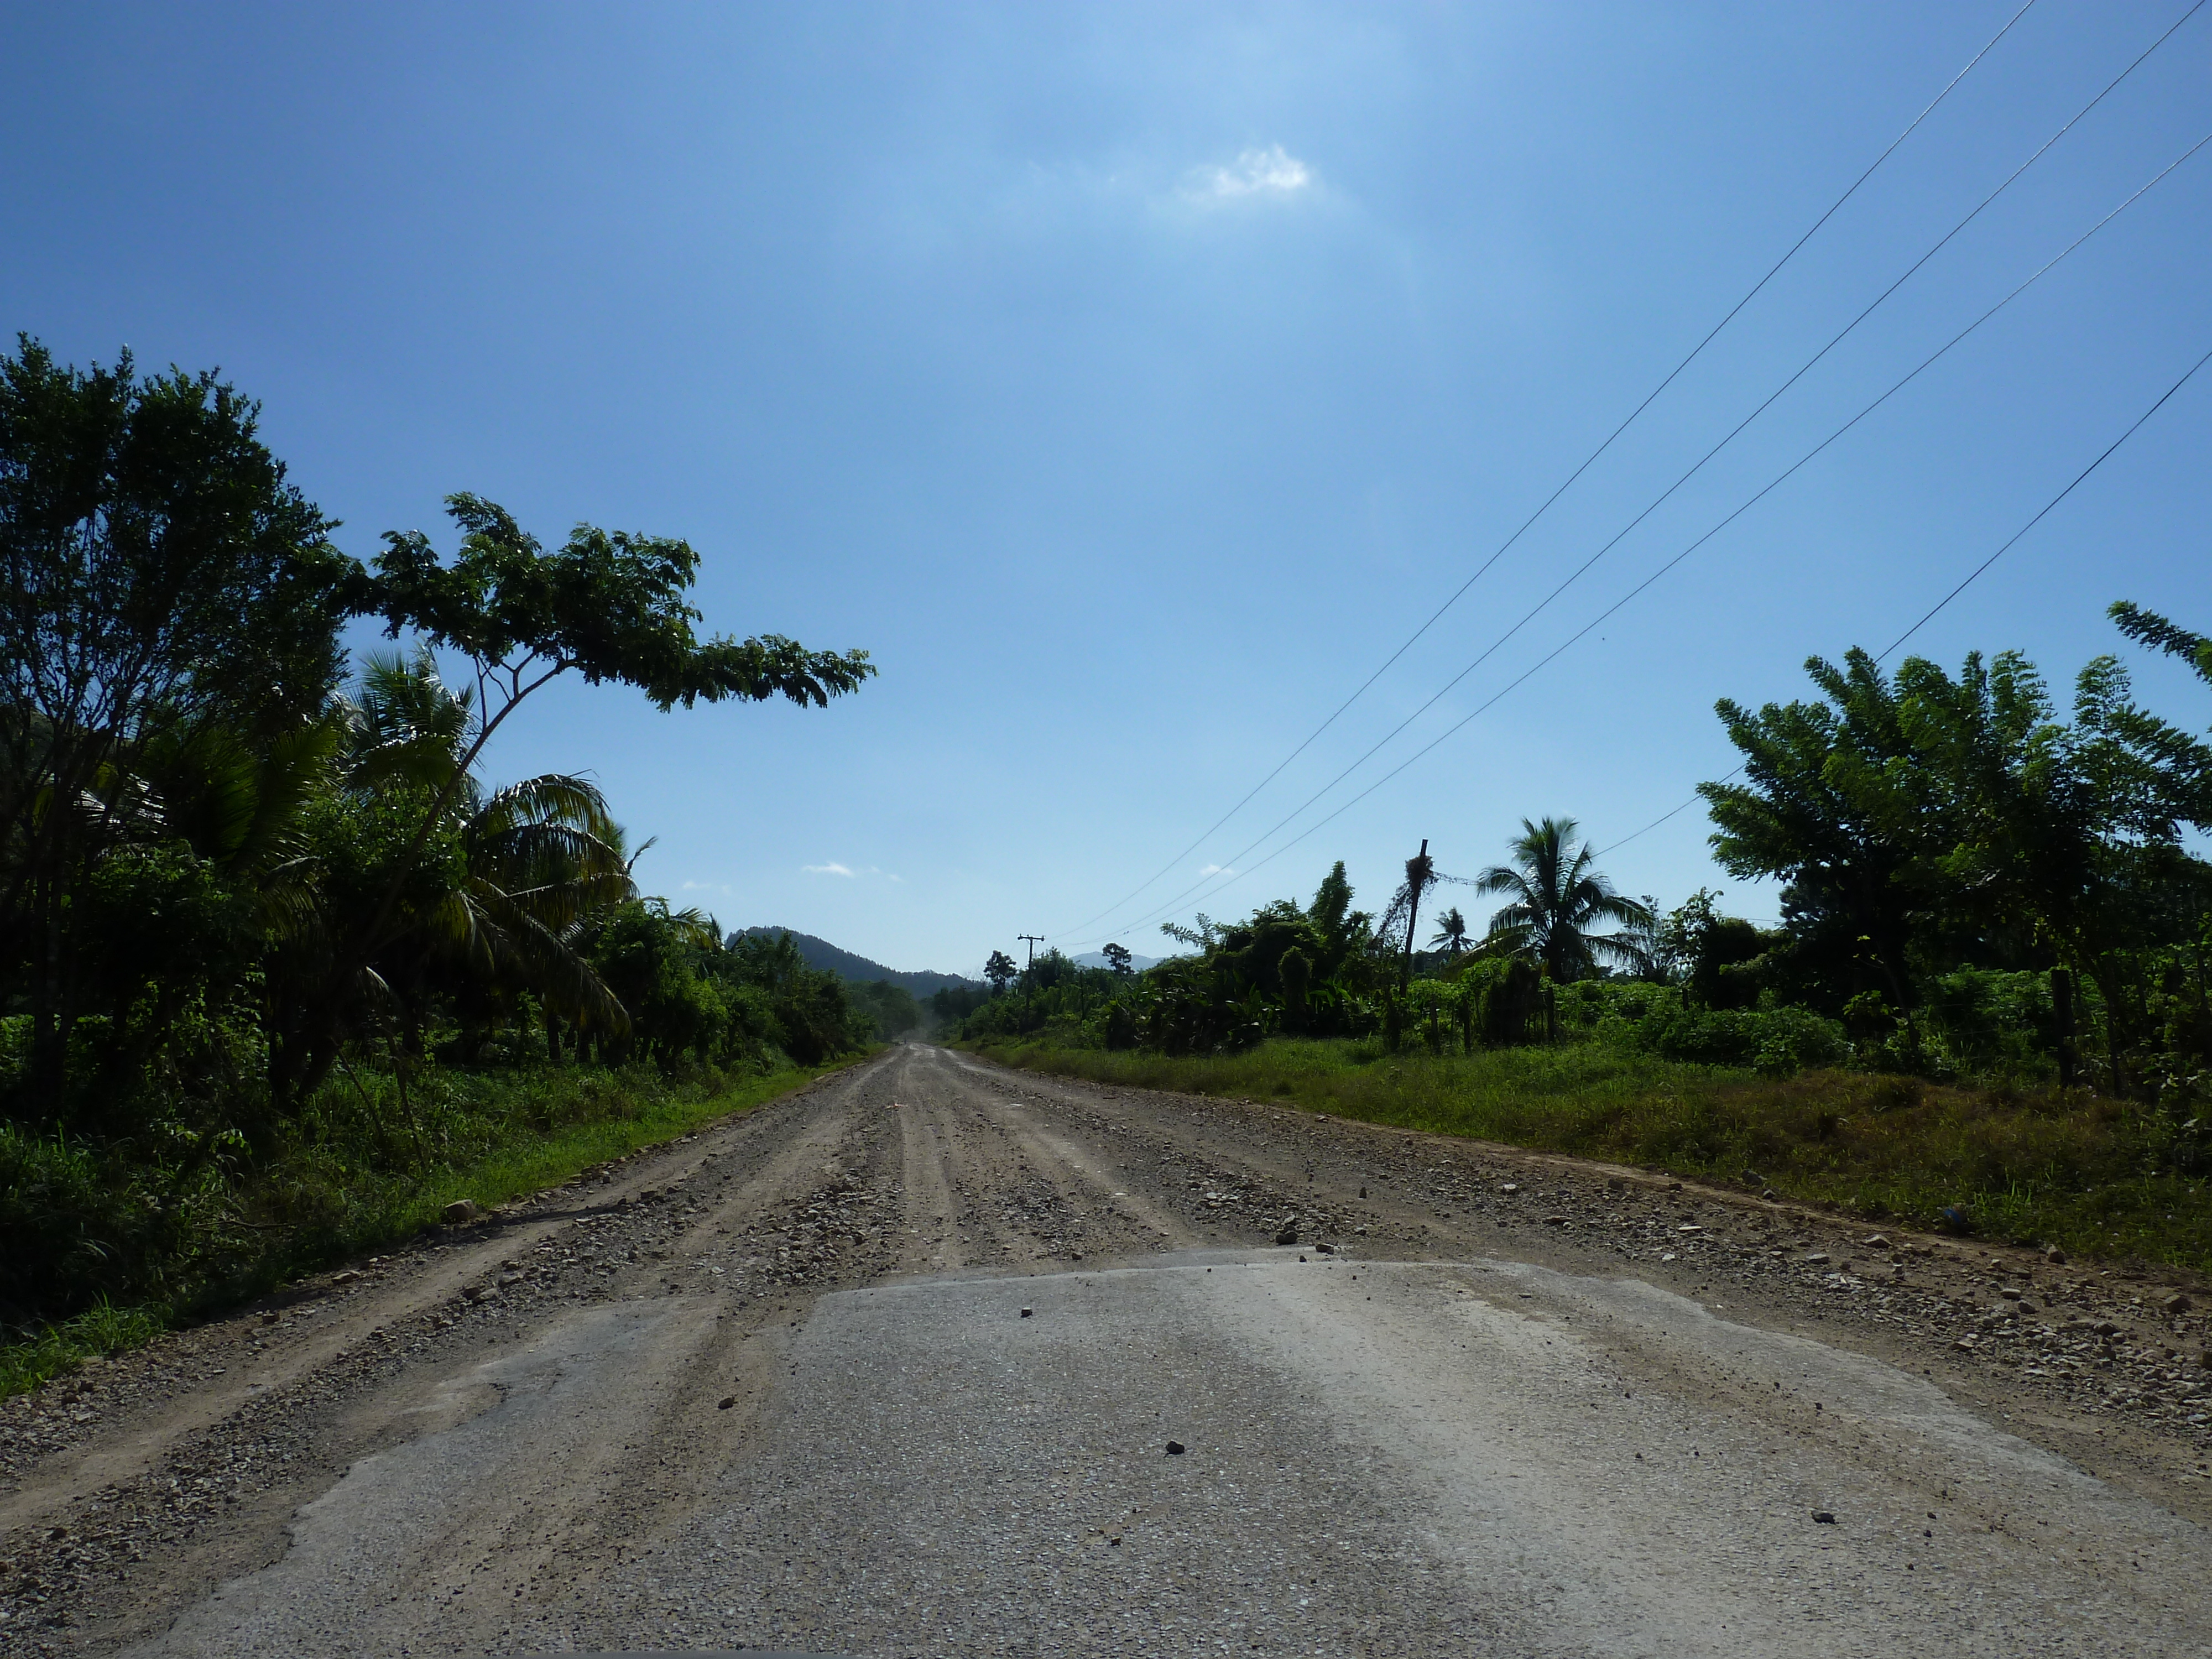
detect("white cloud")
[1198,863,1238,877]
[1186,144,1312,203]
[801,861,900,881]
[680,879,734,896]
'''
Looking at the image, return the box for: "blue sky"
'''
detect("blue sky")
[4,3,2207,977]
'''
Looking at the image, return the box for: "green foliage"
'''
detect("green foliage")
[0,1055,849,1389]
[1702,628,2212,1095]
[0,343,880,1339]
[368,493,874,714]
[927,982,992,1027]
[1473,816,1652,980]
[1458,954,1546,1045]
[848,979,921,1041]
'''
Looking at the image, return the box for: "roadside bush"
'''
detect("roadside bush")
[1605,1000,1849,1075]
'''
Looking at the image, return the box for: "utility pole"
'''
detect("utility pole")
[1400,838,1431,993]
[1018,935,1045,971]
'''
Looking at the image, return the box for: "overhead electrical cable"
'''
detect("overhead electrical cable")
[1070,130,2210,947]
[1047,0,2044,945]
[1145,335,2212,932]
[1599,333,2212,860]
[1872,348,2212,659]
[1069,0,2205,949]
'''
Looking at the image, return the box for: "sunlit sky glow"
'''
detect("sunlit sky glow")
[4,3,2206,974]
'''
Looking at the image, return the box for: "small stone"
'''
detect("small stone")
[1500,1183,1519,1195]
[1108,1535,1122,1546]
[1314,1243,1337,1255]
[1165,1441,1186,1455]
[1812,1510,1837,1525]
[1274,1227,1300,1246]
[1803,1253,1830,1265]
[1358,1186,1369,1198]
[1861,1235,1891,1249]
[332,1269,363,1286]
[1761,1189,1778,1202]
[2165,1294,2192,1316]
[718,1396,737,1410]
[2000,1286,2023,1300]
[2094,1321,2120,1337]
[1020,1307,1034,1318]
[259,1312,279,1326]
[441,1199,480,1225]
[2044,1246,2068,1265]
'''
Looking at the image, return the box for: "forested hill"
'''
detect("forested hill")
[738,928,980,994]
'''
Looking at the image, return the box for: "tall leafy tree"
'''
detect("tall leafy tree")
[1474,817,1651,982]
[0,338,357,1103]
[1702,632,2211,1082]
[356,494,874,945]
[984,950,1018,996]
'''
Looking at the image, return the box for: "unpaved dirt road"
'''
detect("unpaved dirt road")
[6,1042,2212,1656]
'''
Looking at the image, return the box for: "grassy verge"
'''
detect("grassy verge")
[0,1055,862,1398]
[967,1034,2212,1272]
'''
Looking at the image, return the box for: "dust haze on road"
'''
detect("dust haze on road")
[4,1042,2210,1656]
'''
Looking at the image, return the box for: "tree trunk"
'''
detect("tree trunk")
[1399,838,1429,993]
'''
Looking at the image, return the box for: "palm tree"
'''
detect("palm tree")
[295,651,637,1069]
[1474,817,1651,982]
[1429,906,1470,961]
[1373,839,1439,991]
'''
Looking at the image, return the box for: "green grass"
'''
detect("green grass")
[0,1300,168,1400]
[968,1034,2212,1272]
[0,1055,863,1399]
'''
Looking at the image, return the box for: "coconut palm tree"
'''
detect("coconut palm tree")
[1428,906,1471,961]
[1474,816,1652,982]
[271,649,635,1093]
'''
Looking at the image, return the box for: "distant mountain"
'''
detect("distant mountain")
[737,927,981,995]
[1072,950,1162,972]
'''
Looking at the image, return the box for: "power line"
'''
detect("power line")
[1598,346,2212,859]
[1593,775,1741,860]
[1176,337,2211,924]
[1065,120,2209,950]
[1049,0,2044,945]
[1596,341,2212,862]
[1875,346,2212,659]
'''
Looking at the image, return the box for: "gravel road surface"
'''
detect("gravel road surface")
[4,1042,2211,1656]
